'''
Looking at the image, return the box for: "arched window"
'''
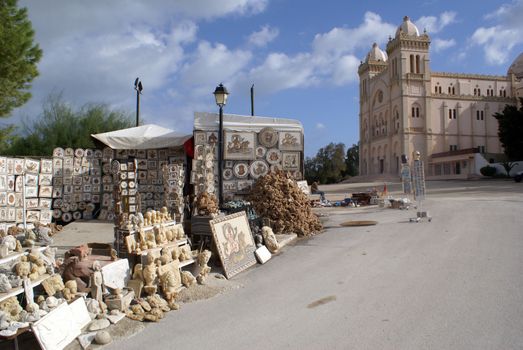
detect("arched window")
[410,55,414,73]
[415,55,420,73]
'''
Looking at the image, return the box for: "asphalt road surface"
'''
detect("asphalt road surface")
[106,179,523,350]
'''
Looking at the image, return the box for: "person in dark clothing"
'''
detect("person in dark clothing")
[311,181,325,201]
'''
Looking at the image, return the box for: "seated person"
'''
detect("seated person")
[310,181,326,202]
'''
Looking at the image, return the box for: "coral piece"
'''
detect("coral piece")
[41,274,65,296]
[249,170,322,236]
[63,280,79,302]
[15,256,31,278]
[0,297,23,322]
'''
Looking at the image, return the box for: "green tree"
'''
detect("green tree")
[0,0,43,117]
[4,94,133,156]
[305,142,346,184]
[493,98,523,161]
[344,143,359,177]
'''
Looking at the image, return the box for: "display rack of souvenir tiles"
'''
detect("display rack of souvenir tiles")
[51,147,103,223]
[113,158,140,218]
[162,163,185,222]
[97,147,116,221]
[0,156,54,231]
[192,127,303,201]
[191,133,218,198]
[111,147,185,216]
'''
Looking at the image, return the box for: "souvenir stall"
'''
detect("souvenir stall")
[0,157,54,234]
[90,124,192,259]
[190,112,308,253]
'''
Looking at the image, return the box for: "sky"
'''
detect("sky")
[6,0,523,156]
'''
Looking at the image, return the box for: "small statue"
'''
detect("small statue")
[142,254,158,295]
[160,248,173,265]
[171,246,180,262]
[165,227,174,242]
[145,230,157,249]
[179,246,192,261]
[195,192,219,216]
[159,270,179,308]
[154,226,167,245]
[196,250,212,285]
[144,211,153,226]
[91,261,104,311]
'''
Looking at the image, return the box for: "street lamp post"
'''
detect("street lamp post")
[134,78,143,127]
[213,83,229,206]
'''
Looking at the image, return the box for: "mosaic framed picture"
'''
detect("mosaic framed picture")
[194,131,207,145]
[282,152,301,170]
[278,131,303,151]
[209,211,257,279]
[223,131,255,160]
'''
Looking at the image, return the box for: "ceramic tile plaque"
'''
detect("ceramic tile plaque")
[224,131,255,160]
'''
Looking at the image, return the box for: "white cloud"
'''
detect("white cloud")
[433,38,456,52]
[312,12,395,58]
[316,123,325,130]
[332,55,360,85]
[248,25,279,47]
[415,11,457,34]
[470,0,523,64]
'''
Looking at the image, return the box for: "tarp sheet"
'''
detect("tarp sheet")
[194,112,303,132]
[91,124,192,150]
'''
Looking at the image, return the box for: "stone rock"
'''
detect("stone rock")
[45,296,59,309]
[88,318,110,331]
[95,330,112,345]
[0,274,11,292]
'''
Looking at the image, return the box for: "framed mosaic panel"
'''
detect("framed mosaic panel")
[209,211,257,279]
[0,175,6,191]
[278,131,303,151]
[0,157,7,174]
[194,131,206,145]
[237,180,254,192]
[223,131,255,160]
[40,159,53,174]
[24,158,40,173]
[282,152,301,170]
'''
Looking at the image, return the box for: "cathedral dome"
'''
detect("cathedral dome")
[365,43,388,63]
[395,16,420,37]
[508,52,523,79]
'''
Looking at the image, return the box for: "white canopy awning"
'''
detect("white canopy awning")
[91,124,192,150]
[194,112,303,132]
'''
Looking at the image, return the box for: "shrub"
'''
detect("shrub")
[480,165,497,177]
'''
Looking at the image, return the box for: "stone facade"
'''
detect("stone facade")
[358,16,523,178]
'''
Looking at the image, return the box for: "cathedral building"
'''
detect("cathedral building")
[358,16,523,179]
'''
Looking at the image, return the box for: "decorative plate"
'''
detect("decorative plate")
[62,212,72,222]
[233,162,249,178]
[206,183,215,193]
[74,148,84,158]
[70,202,78,211]
[73,211,82,220]
[78,202,87,210]
[255,146,267,158]
[53,209,62,219]
[205,159,213,169]
[64,148,74,157]
[53,147,64,157]
[85,149,94,158]
[120,172,127,180]
[86,203,96,212]
[223,168,233,180]
[7,193,16,206]
[120,181,127,189]
[250,160,269,179]
[128,181,136,188]
[94,150,103,158]
[266,149,282,164]
[258,127,278,148]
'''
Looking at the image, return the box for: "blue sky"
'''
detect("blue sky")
[7,0,523,156]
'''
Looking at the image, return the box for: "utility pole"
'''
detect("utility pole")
[134,78,143,126]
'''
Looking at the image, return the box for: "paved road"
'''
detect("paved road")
[107,180,523,350]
